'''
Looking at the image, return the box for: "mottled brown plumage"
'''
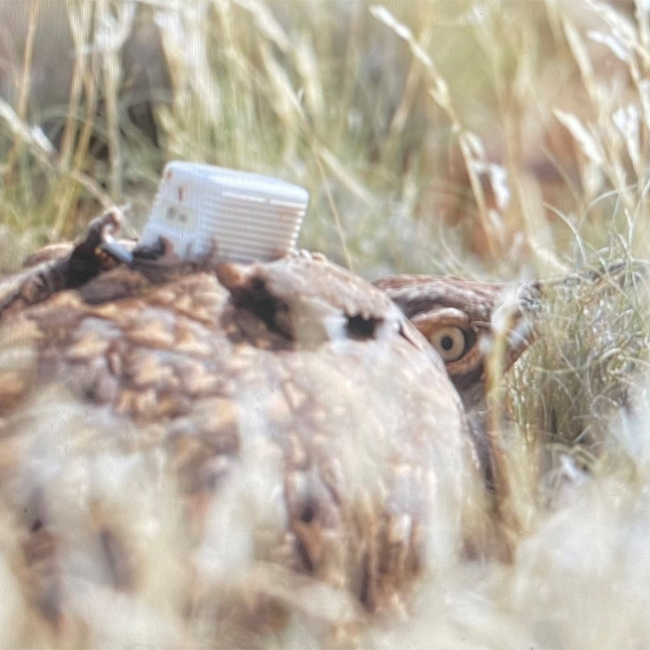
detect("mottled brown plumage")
[0,212,483,646]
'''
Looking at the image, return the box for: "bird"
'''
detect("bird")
[0,209,503,648]
[374,274,540,493]
[374,274,539,412]
[375,262,647,494]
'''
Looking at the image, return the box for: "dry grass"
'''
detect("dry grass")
[2,0,650,648]
[1,0,646,276]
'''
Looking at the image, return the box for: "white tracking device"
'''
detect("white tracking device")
[137,161,309,263]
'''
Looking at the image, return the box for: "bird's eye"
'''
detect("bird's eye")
[428,326,467,362]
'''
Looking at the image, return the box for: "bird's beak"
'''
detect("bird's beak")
[488,279,541,376]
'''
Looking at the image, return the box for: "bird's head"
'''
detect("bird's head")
[375,275,540,410]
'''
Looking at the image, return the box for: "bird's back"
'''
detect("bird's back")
[0,227,480,646]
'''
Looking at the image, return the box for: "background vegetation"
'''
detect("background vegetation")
[2,0,648,279]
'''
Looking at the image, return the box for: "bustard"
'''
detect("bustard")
[0,210,535,647]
